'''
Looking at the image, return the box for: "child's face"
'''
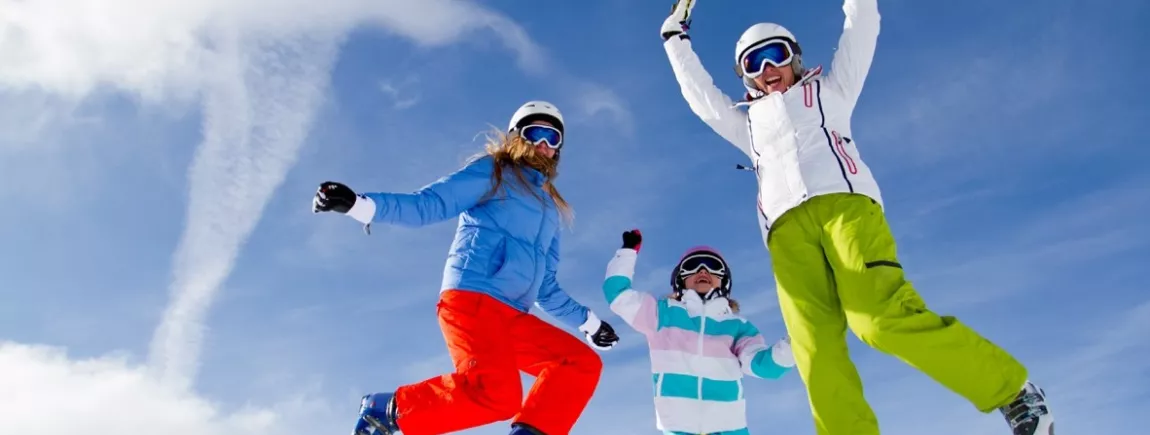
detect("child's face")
[683,270,721,294]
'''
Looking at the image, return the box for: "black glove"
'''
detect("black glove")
[589,321,619,350]
[622,229,642,252]
[312,181,358,214]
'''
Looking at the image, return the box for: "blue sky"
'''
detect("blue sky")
[1,0,1147,434]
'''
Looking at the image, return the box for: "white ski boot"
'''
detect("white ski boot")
[999,381,1054,435]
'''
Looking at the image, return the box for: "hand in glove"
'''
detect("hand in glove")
[622,229,643,252]
[661,0,696,41]
[312,181,377,232]
[312,181,358,213]
[579,312,620,351]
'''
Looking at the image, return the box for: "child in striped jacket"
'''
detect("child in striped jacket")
[603,229,795,435]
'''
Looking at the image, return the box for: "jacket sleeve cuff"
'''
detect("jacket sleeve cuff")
[578,311,602,335]
[605,248,638,280]
[346,195,376,224]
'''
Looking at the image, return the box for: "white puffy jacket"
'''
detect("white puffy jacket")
[664,0,883,234]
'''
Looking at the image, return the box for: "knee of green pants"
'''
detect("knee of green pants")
[840,263,930,348]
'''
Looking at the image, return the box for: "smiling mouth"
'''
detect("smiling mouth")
[764,76,782,87]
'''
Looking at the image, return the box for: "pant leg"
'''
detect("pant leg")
[510,312,603,435]
[766,203,880,435]
[818,193,1029,412]
[393,290,524,435]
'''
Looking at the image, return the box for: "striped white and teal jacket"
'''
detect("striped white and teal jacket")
[603,248,795,434]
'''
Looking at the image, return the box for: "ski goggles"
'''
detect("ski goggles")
[678,253,727,277]
[739,39,795,78]
[519,124,563,149]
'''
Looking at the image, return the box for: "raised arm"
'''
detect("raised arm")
[732,321,795,379]
[825,0,881,111]
[661,2,754,159]
[602,230,659,337]
[349,156,496,227]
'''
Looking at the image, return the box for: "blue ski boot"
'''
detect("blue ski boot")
[352,392,401,435]
[509,422,546,435]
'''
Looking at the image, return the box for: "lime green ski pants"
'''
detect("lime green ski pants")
[766,193,1028,435]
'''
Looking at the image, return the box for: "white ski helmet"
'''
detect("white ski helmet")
[507,100,565,135]
[734,23,805,96]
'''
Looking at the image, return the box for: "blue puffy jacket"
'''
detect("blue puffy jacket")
[358,155,591,330]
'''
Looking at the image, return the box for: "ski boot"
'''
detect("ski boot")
[509,422,546,435]
[999,381,1054,435]
[353,392,401,435]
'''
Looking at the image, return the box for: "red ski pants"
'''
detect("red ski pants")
[393,290,603,435]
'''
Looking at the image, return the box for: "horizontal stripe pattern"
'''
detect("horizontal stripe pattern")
[654,373,741,402]
[658,302,747,338]
[603,248,787,433]
[607,282,659,336]
[650,349,742,382]
[649,325,737,358]
[733,330,766,355]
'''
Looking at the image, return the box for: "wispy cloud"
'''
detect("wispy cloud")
[900,174,1150,309]
[1045,299,1150,433]
[2,0,632,403]
[833,296,1150,435]
[855,20,1074,175]
[378,75,421,109]
[567,81,635,135]
[147,30,340,390]
[0,0,554,100]
[0,341,347,435]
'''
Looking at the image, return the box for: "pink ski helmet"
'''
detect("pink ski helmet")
[670,245,733,297]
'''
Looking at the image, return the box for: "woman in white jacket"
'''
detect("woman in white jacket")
[659,1,1054,435]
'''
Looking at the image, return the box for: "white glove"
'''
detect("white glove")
[661,0,696,41]
[771,335,796,368]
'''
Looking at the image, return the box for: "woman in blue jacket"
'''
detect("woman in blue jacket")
[312,101,620,435]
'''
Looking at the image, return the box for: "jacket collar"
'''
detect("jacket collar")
[525,166,546,185]
[679,290,733,317]
[734,64,824,108]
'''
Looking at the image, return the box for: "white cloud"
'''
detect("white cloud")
[0,341,346,435]
[1,0,615,394]
[0,0,550,101]
[846,297,1150,435]
[567,81,635,135]
[146,30,341,390]
[378,76,421,110]
[1038,299,1150,433]
[1,0,636,423]
[853,21,1073,174]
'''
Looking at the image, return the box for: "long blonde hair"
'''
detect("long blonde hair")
[468,127,573,224]
[666,290,741,313]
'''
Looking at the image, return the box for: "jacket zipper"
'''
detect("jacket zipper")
[694,306,708,434]
[696,307,706,402]
[529,172,544,291]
